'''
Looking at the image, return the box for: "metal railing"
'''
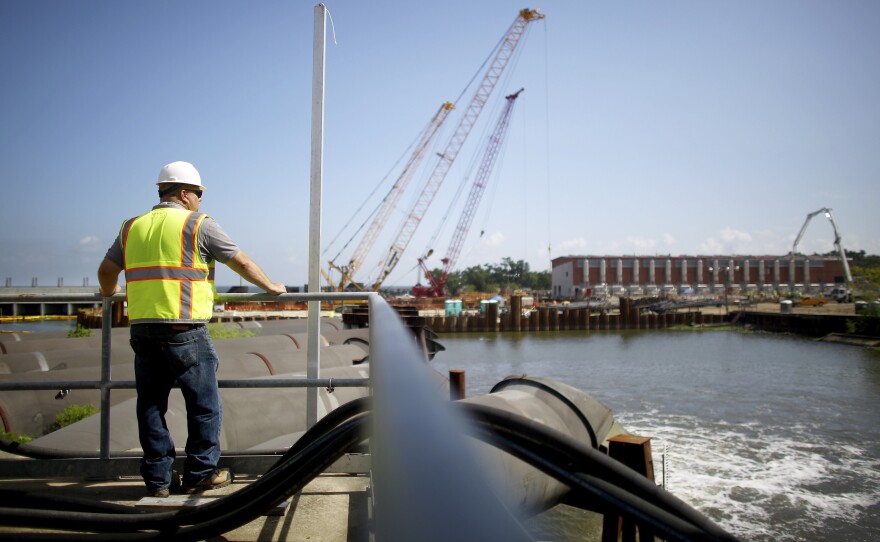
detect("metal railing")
[0,291,382,478]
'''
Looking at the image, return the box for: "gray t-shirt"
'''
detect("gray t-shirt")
[104,202,240,267]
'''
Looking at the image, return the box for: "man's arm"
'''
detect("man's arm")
[98,258,123,297]
[226,251,286,295]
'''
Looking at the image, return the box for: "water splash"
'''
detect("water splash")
[620,414,880,541]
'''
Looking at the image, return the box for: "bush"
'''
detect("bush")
[54,404,97,429]
[846,303,880,336]
[0,431,32,444]
[67,324,93,338]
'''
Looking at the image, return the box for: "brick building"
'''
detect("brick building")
[551,255,849,299]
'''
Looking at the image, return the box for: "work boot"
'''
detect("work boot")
[181,468,234,494]
[148,470,181,498]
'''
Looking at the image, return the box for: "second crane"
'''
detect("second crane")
[413,88,525,298]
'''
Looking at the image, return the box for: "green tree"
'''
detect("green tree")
[451,258,550,293]
[849,250,880,268]
[460,265,495,293]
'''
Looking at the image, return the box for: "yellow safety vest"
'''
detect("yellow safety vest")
[121,207,216,323]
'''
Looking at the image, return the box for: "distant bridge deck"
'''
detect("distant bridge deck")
[0,287,100,317]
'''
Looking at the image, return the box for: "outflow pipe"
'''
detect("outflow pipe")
[463,376,625,516]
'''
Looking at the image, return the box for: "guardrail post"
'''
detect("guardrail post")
[305,2,327,429]
[99,296,113,461]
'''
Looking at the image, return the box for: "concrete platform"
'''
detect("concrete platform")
[0,473,371,541]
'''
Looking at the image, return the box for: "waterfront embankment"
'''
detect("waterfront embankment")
[417,298,863,337]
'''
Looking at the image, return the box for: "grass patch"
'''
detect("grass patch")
[207,323,256,339]
[54,404,97,429]
[67,324,93,338]
[0,431,32,444]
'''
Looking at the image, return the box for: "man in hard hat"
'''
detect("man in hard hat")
[97,161,286,498]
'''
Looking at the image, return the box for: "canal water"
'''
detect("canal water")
[0,319,76,333]
[431,329,880,542]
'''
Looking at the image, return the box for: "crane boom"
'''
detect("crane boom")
[414,89,524,297]
[371,8,544,291]
[328,102,454,290]
[790,207,853,285]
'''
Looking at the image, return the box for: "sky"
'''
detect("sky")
[1,0,878,289]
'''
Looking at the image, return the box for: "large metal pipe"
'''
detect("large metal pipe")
[0,316,340,341]
[0,336,107,355]
[1,331,314,356]
[0,344,367,438]
[463,376,625,516]
[0,347,134,373]
[29,364,370,453]
[0,332,367,373]
[0,318,355,355]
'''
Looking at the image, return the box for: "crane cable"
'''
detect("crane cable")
[346,19,515,281]
[542,19,553,265]
[416,28,533,272]
[323,112,448,263]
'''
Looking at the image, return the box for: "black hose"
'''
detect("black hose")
[267,396,371,471]
[469,425,725,542]
[0,414,368,539]
[459,402,739,542]
[0,398,739,542]
[0,490,148,515]
[489,377,600,448]
[0,396,373,517]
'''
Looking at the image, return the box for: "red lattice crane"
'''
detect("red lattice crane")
[413,88,524,297]
[370,8,544,291]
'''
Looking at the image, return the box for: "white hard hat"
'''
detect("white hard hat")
[157,161,207,190]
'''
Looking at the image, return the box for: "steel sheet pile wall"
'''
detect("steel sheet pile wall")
[422,296,725,333]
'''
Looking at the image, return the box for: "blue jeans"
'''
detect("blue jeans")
[130,324,222,491]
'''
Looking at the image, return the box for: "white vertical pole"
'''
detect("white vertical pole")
[307,3,327,428]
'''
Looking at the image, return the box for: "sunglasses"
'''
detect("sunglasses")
[186,189,203,199]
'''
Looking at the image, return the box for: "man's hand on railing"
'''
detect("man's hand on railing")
[99,284,121,297]
[266,283,287,295]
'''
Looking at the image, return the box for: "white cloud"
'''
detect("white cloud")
[626,235,657,252]
[556,237,589,252]
[719,228,752,243]
[76,235,104,254]
[481,232,505,247]
[662,233,676,245]
[698,237,724,254]
[699,228,768,255]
